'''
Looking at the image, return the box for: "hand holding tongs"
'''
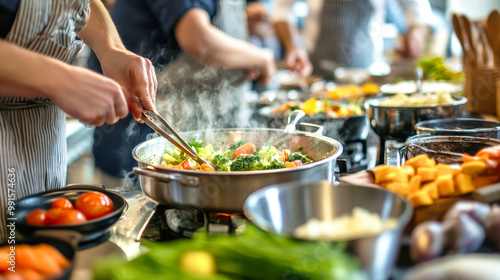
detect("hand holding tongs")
[140,110,217,170]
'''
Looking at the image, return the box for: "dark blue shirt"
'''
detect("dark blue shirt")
[110,0,216,68]
[92,0,217,178]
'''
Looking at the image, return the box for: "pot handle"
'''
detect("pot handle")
[298,122,324,136]
[284,110,306,133]
[133,167,199,187]
[385,145,406,166]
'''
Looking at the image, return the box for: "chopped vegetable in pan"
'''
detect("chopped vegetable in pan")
[160,139,313,171]
[272,98,364,118]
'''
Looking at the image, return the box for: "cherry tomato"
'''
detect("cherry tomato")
[45,209,87,225]
[75,192,114,220]
[51,198,73,209]
[25,209,46,226]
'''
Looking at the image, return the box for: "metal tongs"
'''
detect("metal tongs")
[140,111,216,170]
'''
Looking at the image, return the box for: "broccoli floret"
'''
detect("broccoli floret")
[230,155,263,171]
[287,152,313,164]
[188,138,204,149]
[263,159,286,170]
[211,154,231,172]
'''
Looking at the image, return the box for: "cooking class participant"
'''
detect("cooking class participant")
[271,0,433,78]
[91,0,276,183]
[0,0,157,242]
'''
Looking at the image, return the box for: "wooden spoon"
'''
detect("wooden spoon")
[452,14,469,66]
[486,10,500,67]
[460,15,479,67]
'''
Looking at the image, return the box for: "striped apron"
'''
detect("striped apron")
[310,0,386,76]
[0,0,90,242]
[156,0,250,132]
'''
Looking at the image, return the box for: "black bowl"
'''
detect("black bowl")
[14,185,127,244]
[1,235,75,280]
[415,118,500,138]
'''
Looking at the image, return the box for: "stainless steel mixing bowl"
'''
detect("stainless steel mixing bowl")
[244,180,413,280]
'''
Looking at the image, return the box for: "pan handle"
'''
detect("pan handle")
[298,122,324,136]
[283,110,306,133]
[133,167,199,187]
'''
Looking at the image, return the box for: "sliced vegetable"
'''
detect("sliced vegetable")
[444,201,491,225]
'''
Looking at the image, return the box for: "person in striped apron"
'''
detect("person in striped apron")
[271,0,433,78]
[0,0,157,242]
[91,0,275,180]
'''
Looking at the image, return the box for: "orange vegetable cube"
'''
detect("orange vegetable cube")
[404,154,431,169]
[409,190,433,207]
[386,169,409,183]
[409,175,422,193]
[400,165,415,177]
[417,167,437,182]
[386,182,410,196]
[374,165,399,184]
[422,181,439,200]
[436,175,455,197]
[455,173,475,195]
[436,163,456,177]
[461,161,487,176]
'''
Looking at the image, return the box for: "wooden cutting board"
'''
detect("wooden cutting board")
[340,171,500,233]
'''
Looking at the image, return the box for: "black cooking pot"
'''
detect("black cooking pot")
[256,106,369,145]
[415,118,500,138]
[14,184,127,245]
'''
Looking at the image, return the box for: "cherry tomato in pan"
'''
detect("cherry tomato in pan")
[75,191,114,220]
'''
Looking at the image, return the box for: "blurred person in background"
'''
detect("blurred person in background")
[271,0,433,78]
[0,0,156,241]
[90,0,276,184]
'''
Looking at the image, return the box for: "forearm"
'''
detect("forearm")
[78,0,125,61]
[191,27,272,69]
[273,21,296,52]
[176,9,272,69]
[0,39,68,99]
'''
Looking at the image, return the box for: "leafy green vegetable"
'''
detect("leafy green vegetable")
[263,159,286,170]
[93,224,359,280]
[417,56,464,83]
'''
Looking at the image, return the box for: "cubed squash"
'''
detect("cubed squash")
[417,167,437,182]
[404,154,430,169]
[409,190,433,207]
[386,182,410,196]
[421,181,439,200]
[436,163,456,177]
[436,174,455,197]
[374,165,398,184]
[409,175,422,193]
[400,165,415,177]
[472,175,500,189]
[455,173,475,195]
[386,169,409,183]
[461,161,487,177]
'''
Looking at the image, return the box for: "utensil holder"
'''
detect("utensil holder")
[465,67,500,115]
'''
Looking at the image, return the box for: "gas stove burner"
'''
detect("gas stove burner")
[164,208,246,238]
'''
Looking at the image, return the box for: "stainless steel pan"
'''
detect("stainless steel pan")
[132,122,343,212]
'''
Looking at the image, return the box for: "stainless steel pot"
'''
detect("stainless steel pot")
[132,123,343,212]
[366,95,467,142]
[415,118,500,138]
[244,180,413,280]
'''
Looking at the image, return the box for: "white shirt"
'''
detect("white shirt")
[271,0,433,53]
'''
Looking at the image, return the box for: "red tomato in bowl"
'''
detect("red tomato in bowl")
[25,209,46,226]
[45,209,87,225]
[51,198,73,209]
[75,192,114,220]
